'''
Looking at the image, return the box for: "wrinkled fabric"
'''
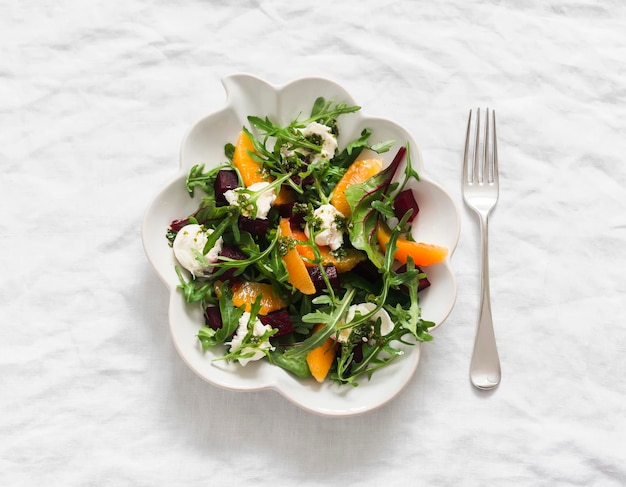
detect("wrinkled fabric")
[2,1,626,485]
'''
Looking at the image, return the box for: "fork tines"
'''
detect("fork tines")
[463,108,498,185]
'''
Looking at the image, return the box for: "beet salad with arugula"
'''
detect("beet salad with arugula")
[166,98,448,386]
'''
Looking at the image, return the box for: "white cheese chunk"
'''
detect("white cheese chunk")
[228,312,275,366]
[302,122,338,163]
[304,203,345,251]
[173,224,223,277]
[337,302,395,343]
[224,181,276,220]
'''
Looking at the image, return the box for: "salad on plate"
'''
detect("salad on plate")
[166,97,448,386]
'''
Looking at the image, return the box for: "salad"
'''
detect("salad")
[166,98,448,386]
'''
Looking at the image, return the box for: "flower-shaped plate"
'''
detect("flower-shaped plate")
[142,74,460,416]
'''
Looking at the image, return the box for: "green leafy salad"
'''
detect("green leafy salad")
[166,97,444,386]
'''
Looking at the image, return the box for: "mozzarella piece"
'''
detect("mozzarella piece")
[305,203,345,251]
[224,181,276,219]
[173,224,223,277]
[337,302,395,343]
[302,122,338,162]
[228,312,275,366]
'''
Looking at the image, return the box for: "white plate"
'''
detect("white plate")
[142,74,460,416]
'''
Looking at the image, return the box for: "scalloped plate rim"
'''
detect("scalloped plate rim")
[141,74,460,416]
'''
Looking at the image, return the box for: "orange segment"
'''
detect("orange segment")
[306,324,337,383]
[330,158,383,217]
[318,247,367,273]
[232,131,294,206]
[279,218,316,295]
[274,187,296,206]
[233,131,266,187]
[230,281,286,315]
[287,222,365,272]
[377,223,448,266]
[290,226,316,263]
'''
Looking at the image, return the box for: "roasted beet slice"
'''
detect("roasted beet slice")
[219,245,248,261]
[414,266,431,292]
[394,189,419,223]
[278,202,293,218]
[352,342,364,364]
[169,206,211,232]
[307,265,340,292]
[214,169,239,205]
[216,245,248,281]
[169,217,190,232]
[290,173,315,187]
[396,264,431,292]
[259,310,295,337]
[204,306,223,330]
[238,216,271,237]
[278,202,307,229]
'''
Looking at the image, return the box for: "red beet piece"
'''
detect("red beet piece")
[394,189,419,223]
[216,245,248,281]
[259,310,295,337]
[416,267,431,292]
[278,202,306,229]
[290,173,315,187]
[352,342,364,363]
[214,169,239,205]
[307,265,340,292]
[219,245,248,261]
[278,202,293,218]
[169,217,190,232]
[238,216,271,236]
[204,306,223,330]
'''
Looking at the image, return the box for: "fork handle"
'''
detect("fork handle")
[470,213,501,390]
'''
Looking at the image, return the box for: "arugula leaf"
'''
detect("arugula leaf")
[175,266,215,303]
[224,143,235,162]
[269,348,311,378]
[217,283,244,340]
[344,128,394,157]
[309,97,327,118]
[371,199,395,219]
[246,118,320,153]
[333,325,409,386]
[201,213,235,255]
[345,128,374,155]
[386,257,434,342]
[211,229,280,279]
[285,288,357,358]
[193,199,234,224]
[217,294,277,364]
[302,97,361,127]
[197,283,244,349]
[345,146,407,268]
[333,129,394,170]
[370,139,396,154]
[186,164,221,197]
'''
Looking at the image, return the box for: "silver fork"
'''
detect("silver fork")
[463,108,501,390]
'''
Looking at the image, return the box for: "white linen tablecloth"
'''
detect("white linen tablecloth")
[2,1,626,485]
